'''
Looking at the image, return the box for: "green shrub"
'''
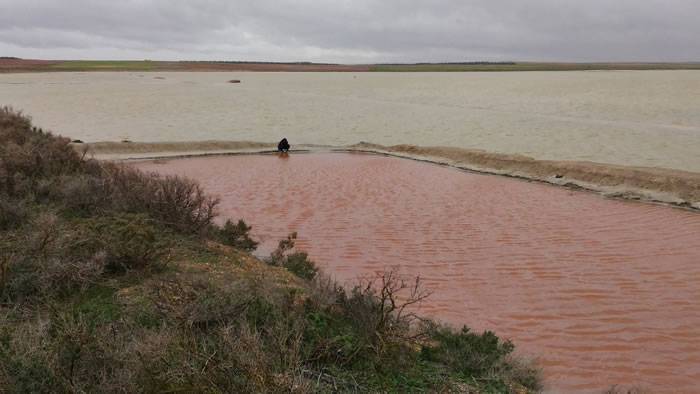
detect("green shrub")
[284,252,318,280]
[215,219,258,251]
[422,326,514,376]
[74,213,167,272]
[421,325,541,391]
[0,352,61,393]
[267,232,318,280]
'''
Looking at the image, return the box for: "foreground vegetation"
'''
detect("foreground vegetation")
[0,107,541,392]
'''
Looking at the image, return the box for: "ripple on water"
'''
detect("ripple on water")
[136,153,700,393]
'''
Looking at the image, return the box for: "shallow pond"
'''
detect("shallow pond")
[136,153,700,393]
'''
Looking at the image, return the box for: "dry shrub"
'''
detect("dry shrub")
[57,321,178,393]
[300,269,431,372]
[138,274,311,392]
[26,211,61,255]
[1,213,107,300]
[48,174,108,215]
[0,310,164,393]
[604,386,652,394]
[150,272,292,331]
[104,163,219,234]
[268,232,297,265]
[303,270,541,391]
[181,279,249,329]
[0,198,28,230]
[0,107,87,197]
[0,313,60,392]
[2,212,165,301]
[343,270,431,357]
[307,273,346,309]
[2,252,107,302]
[1,107,218,235]
[147,322,310,393]
[0,255,10,297]
[39,254,107,296]
[36,161,218,235]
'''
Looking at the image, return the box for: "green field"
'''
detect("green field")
[40,60,700,72]
[47,60,174,71]
[3,59,700,73]
[369,62,700,72]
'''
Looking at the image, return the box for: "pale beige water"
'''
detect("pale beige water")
[2,71,700,171]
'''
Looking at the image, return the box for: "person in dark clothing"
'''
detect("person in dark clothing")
[278,138,290,152]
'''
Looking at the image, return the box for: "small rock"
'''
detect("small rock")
[71,139,84,143]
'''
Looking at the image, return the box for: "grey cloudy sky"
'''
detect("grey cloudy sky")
[1,0,699,63]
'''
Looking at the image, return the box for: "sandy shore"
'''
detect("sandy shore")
[348,143,700,210]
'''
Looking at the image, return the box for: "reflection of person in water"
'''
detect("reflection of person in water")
[278,138,290,153]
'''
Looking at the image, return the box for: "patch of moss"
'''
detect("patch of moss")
[71,285,121,326]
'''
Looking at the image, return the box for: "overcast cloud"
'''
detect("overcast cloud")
[1,0,698,63]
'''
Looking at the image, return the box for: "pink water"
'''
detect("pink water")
[136,153,700,393]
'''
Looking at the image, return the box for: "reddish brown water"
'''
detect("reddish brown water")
[136,153,700,393]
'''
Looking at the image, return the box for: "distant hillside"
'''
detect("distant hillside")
[2,58,699,72]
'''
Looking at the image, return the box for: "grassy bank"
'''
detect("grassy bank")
[0,107,541,392]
